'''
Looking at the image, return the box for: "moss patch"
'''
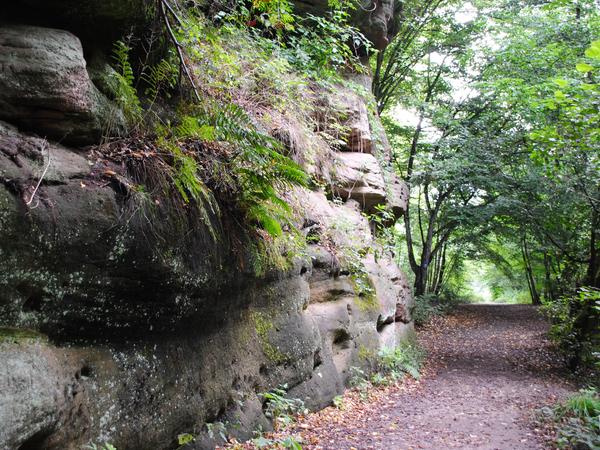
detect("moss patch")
[250,311,289,364]
[0,327,48,344]
[357,344,376,362]
[350,274,378,312]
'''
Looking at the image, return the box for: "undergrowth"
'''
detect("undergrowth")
[377,340,426,381]
[349,339,426,399]
[539,388,600,450]
[99,0,376,271]
[412,292,460,327]
[541,287,600,380]
[259,385,307,430]
[214,0,371,79]
[85,444,117,450]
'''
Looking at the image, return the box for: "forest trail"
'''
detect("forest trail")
[291,305,576,449]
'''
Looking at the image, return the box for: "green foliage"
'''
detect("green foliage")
[332,395,345,410]
[215,0,295,34]
[259,385,306,429]
[565,388,600,418]
[111,41,142,124]
[379,0,600,373]
[177,433,195,447]
[348,366,368,389]
[541,287,600,374]
[372,0,468,112]
[411,293,455,326]
[338,245,375,305]
[348,366,371,400]
[205,422,228,442]
[347,341,426,400]
[284,8,371,77]
[543,388,600,450]
[214,0,369,78]
[370,372,391,386]
[377,340,425,380]
[141,57,179,101]
[171,151,210,205]
[366,204,399,258]
[252,435,303,449]
[158,101,308,237]
[86,443,117,450]
[205,102,307,236]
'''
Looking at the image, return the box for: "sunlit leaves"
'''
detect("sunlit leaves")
[576,62,594,73]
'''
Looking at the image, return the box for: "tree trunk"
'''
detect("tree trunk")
[414,265,427,297]
[434,242,447,295]
[521,234,540,305]
[543,251,553,300]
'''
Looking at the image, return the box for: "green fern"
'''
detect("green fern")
[141,57,179,100]
[167,102,308,236]
[157,136,220,239]
[173,116,216,141]
[111,40,142,125]
[247,204,284,237]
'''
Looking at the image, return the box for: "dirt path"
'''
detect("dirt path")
[292,304,576,449]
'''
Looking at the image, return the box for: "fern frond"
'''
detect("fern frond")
[111,40,142,125]
[141,58,179,100]
[247,204,283,237]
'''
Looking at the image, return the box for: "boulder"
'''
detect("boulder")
[0,25,125,146]
[0,121,90,184]
[332,152,387,212]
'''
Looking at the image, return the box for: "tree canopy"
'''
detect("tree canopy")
[373,0,600,373]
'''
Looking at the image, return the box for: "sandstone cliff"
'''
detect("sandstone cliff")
[0,2,411,448]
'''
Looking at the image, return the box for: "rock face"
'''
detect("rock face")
[0,25,125,145]
[337,88,373,153]
[0,338,76,450]
[0,4,412,449]
[333,152,387,212]
[290,191,412,410]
